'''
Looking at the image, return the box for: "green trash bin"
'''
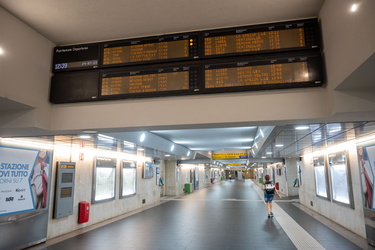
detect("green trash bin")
[185,183,192,193]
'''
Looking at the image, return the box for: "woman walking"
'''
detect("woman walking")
[262,174,281,218]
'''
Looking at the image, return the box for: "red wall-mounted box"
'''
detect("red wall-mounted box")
[78,201,90,223]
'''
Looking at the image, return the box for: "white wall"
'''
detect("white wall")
[47,141,163,239]
[0,7,54,132]
[298,141,366,238]
[320,0,375,116]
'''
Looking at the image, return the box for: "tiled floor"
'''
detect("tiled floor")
[26,180,373,250]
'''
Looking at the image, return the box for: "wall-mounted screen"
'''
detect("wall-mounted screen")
[60,187,72,198]
[203,18,319,58]
[52,44,100,73]
[102,33,200,67]
[203,51,323,92]
[50,71,100,104]
[100,63,200,99]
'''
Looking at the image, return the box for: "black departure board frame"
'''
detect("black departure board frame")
[101,32,201,68]
[52,43,101,73]
[50,18,324,104]
[202,18,320,59]
[202,51,323,93]
[99,62,202,100]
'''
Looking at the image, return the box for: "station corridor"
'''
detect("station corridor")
[26,180,372,250]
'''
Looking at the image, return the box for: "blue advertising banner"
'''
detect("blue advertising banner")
[0,146,50,215]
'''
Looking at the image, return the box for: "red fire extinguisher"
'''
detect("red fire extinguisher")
[275,182,279,190]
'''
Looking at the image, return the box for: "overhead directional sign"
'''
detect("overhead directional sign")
[231,167,246,170]
[212,153,248,159]
[226,163,246,166]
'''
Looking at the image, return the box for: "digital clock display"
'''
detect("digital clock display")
[52,44,100,72]
[54,60,98,70]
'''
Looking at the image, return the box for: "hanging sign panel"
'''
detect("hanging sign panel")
[212,153,248,159]
[0,147,51,215]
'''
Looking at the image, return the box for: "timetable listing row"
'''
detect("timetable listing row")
[101,71,190,96]
[103,40,193,65]
[205,62,308,88]
[204,28,305,56]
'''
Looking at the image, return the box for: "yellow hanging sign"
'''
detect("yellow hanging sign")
[212,153,248,159]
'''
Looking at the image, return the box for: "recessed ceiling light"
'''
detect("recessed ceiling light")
[0,48,4,55]
[170,145,175,151]
[266,152,272,154]
[140,133,146,142]
[98,134,114,142]
[82,130,97,134]
[240,138,254,142]
[260,129,264,138]
[351,3,358,12]
[275,144,284,147]
[165,154,170,157]
[295,126,309,130]
[123,141,135,147]
[79,135,91,139]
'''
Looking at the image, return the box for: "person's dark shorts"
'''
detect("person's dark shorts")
[264,193,274,203]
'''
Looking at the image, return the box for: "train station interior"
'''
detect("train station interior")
[0,0,375,249]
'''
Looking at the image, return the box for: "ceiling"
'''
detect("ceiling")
[2,0,375,168]
[0,0,325,46]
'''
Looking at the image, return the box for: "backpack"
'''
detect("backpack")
[265,182,275,194]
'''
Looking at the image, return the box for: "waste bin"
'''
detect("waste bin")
[184,183,192,193]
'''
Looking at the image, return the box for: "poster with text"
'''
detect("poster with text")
[357,144,375,210]
[0,146,50,215]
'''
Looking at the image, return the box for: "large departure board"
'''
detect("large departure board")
[203,19,319,57]
[50,18,323,103]
[100,64,200,98]
[203,52,323,92]
[102,33,200,67]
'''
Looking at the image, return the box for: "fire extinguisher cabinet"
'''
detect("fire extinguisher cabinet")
[78,201,90,223]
